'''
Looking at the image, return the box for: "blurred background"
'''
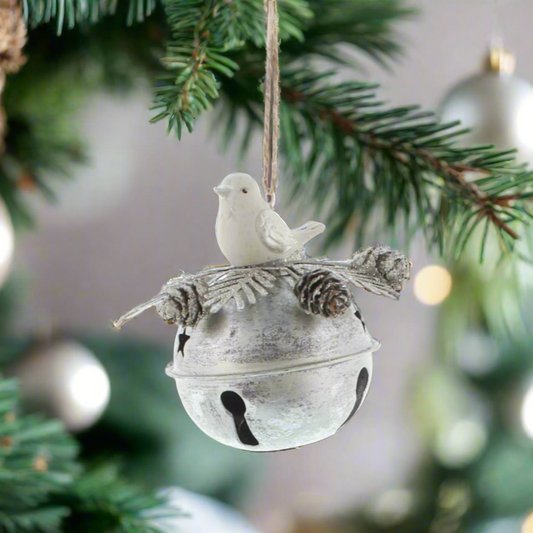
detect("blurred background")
[3,0,533,532]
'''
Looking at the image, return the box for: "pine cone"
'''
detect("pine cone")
[156,276,207,327]
[294,270,352,318]
[350,244,411,293]
[0,2,27,73]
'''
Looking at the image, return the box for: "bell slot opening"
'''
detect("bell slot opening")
[221,391,259,447]
[341,367,370,428]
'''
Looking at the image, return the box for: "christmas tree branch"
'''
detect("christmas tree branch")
[282,0,414,65]
[278,68,533,255]
[0,377,78,532]
[1,21,161,227]
[0,376,177,533]
[151,0,312,138]
[22,0,157,32]
[59,464,178,533]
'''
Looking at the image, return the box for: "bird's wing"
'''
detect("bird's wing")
[256,209,298,253]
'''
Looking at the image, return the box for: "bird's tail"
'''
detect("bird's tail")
[293,221,326,244]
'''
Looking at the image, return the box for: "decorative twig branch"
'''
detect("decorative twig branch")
[112,244,411,330]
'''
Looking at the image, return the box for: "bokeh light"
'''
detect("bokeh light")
[456,331,500,377]
[371,489,414,527]
[435,419,488,468]
[70,363,111,411]
[522,512,533,533]
[414,265,452,306]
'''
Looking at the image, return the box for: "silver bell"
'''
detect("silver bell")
[166,279,379,452]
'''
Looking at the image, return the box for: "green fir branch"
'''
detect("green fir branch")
[0,378,78,533]
[59,465,177,533]
[282,0,415,66]
[0,508,71,533]
[1,20,162,228]
[151,0,312,138]
[0,377,177,533]
[22,0,158,33]
[278,68,533,256]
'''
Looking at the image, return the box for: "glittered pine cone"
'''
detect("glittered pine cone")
[374,247,411,290]
[294,269,352,318]
[350,244,411,293]
[156,276,207,328]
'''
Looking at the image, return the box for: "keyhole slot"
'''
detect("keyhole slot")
[341,367,370,428]
[221,391,259,446]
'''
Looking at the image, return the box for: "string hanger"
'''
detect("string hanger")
[262,0,280,209]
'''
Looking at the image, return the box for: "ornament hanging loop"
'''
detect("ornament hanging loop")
[262,0,280,209]
[486,45,516,75]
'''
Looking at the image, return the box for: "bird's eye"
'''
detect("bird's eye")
[242,188,248,194]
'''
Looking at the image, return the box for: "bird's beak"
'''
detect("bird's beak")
[214,186,231,199]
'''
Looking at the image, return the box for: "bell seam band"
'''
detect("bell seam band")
[165,343,380,382]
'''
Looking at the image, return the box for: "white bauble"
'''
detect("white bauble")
[9,338,110,432]
[152,488,259,533]
[440,65,533,164]
[0,196,14,288]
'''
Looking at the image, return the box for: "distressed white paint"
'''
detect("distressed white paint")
[167,279,378,452]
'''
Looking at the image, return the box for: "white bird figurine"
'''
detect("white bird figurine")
[214,173,326,267]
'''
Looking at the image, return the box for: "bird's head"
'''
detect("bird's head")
[214,173,263,207]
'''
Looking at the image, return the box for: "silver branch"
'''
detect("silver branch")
[112,244,411,329]
[291,244,411,300]
[204,267,277,313]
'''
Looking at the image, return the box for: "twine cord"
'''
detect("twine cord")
[262,0,280,209]
[491,0,504,46]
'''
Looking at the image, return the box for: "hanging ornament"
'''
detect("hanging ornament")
[0,0,27,151]
[0,0,25,289]
[113,0,411,452]
[0,195,14,288]
[8,337,111,432]
[150,488,259,533]
[440,46,533,165]
[0,0,23,289]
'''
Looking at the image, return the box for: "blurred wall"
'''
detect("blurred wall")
[13,0,533,531]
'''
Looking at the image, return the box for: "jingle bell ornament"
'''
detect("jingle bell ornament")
[114,173,411,452]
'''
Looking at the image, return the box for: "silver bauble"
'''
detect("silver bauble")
[440,52,533,164]
[501,373,533,440]
[9,338,111,432]
[0,196,14,288]
[166,278,379,452]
